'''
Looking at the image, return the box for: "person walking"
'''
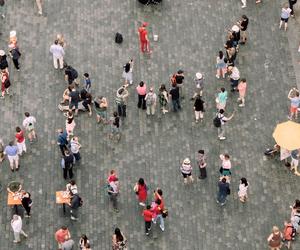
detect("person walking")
[145,87,157,115]
[216,88,228,111]
[287,88,300,120]
[237,79,247,107]
[20,190,32,217]
[94,96,108,124]
[267,226,282,250]
[289,0,297,17]
[109,111,121,141]
[57,129,68,156]
[134,178,148,206]
[152,189,165,231]
[0,138,4,162]
[197,149,207,179]
[216,109,234,140]
[11,215,28,243]
[10,45,21,71]
[65,116,75,140]
[83,73,91,92]
[237,15,249,44]
[70,136,81,162]
[79,234,90,249]
[138,22,151,53]
[143,205,153,236]
[69,85,80,116]
[227,66,240,92]
[112,228,127,250]
[0,50,9,72]
[35,0,43,15]
[115,86,129,118]
[216,177,230,206]
[216,52,227,78]
[279,3,292,31]
[68,193,81,221]
[0,68,10,98]
[194,95,205,123]
[55,226,71,250]
[238,177,249,203]
[63,150,74,180]
[158,84,169,114]
[219,154,232,178]
[169,82,181,112]
[22,112,37,143]
[122,59,133,86]
[171,70,185,98]
[283,221,294,249]
[4,141,19,171]
[192,72,204,99]
[0,0,6,19]
[180,158,194,184]
[64,65,78,85]
[136,81,147,110]
[15,126,26,156]
[49,40,65,69]
[108,179,119,213]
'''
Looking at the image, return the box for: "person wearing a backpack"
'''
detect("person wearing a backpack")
[0,68,10,98]
[136,81,147,110]
[116,86,129,118]
[68,193,81,221]
[49,40,65,69]
[283,221,294,249]
[216,177,230,206]
[145,87,157,115]
[215,109,234,140]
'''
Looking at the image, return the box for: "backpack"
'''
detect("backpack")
[70,67,78,79]
[115,33,123,44]
[4,78,10,88]
[146,94,154,106]
[213,115,222,128]
[78,196,83,207]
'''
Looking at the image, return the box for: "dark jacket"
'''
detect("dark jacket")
[218,181,229,196]
[70,194,81,209]
[0,55,8,70]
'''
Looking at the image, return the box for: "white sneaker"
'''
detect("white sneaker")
[239,104,245,107]
[13,240,20,243]
[139,202,146,206]
[160,225,165,232]
[216,75,220,79]
[219,136,226,140]
[23,234,28,238]
[152,218,157,224]
[70,216,78,221]
[241,5,246,8]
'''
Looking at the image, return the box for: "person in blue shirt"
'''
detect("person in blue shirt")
[4,141,19,171]
[57,129,68,156]
[83,73,91,92]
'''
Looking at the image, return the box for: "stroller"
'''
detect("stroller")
[264,144,280,158]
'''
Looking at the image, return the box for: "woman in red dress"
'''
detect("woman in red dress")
[134,178,148,206]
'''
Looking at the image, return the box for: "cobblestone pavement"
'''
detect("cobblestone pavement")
[0,0,300,249]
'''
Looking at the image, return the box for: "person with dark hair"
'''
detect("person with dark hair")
[70,136,81,162]
[219,154,232,178]
[134,178,148,206]
[143,205,153,235]
[83,243,91,250]
[68,193,81,221]
[290,199,300,219]
[15,126,26,156]
[238,178,249,202]
[0,50,8,72]
[227,66,240,92]
[169,82,181,112]
[174,70,185,98]
[136,81,147,109]
[116,86,129,118]
[109,111,121,141]
[217,177,230,206]
[49,40,65,69]
[152,188,165,231]
[216,52,226,79]
[63,150,74,179]
[138,22,151,53]
[216,87,228,111]
[79,234,90,249]
[55,226,71,249]
[0,68,10,98]
[10,44,21,71]
[112,228,127,250]
[57,128,68,156]
[20,190,32,217]
[237,78,247,107]
[83,73,91,92]
[65,116,75,140]
[66,180,78,195]
[216,109,234,140]
[69,85,80,115]
[197,150,207,179]
[108,179,119,213]
[22,112,37,143]
[122,59,133,86]
[158,84,169,114]
[287,88,300,120]
[289,0,297,17]
[65,64,78,85]
[237,15,249,44]
[94,96,107,123]
[193,94,205,123]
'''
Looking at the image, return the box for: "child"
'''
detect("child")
[287,88,300,120]
[83,73,91,92]
[283,221,294,249]
[197,150,207,179]
[279,3,292,31]
[109,111,120,141]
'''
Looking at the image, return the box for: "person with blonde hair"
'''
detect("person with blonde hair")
[279,3,292,31]
[267,226,282,250]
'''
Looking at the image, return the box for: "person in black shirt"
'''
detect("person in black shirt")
[69,86,80,115]
[193,95,205,123]
[21,190,32,217]
[63,150,74,179]
[64,65,78,85]
[169,83,181,112]
[289,0,297,17]
[68,193,81,220]
[0,50,8,71]
[237,15,249,45]
[174,70,185,98]
[109,111,120,141]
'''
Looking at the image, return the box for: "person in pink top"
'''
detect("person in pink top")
[136,81,147,110]
[237,78,247,107]
[219,154,232,181]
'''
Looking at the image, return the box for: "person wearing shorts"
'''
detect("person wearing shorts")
[279,4,292,31]
[288,88,300,120]
[69,86,80,115]
[180,158,194,184]
[4,141,19,171]
[237,15,249,44]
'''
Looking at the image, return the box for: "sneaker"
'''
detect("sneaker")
[70,216,78,221]
[146,232,149,236]
[220,202,226,206]
[216,199,220,204]
[216,75,220,79]
[241,5,246,8]
[239,104,245,107]
[139,202,146,206]
[219,136,226,140]
[159,225,165,232]
[1,14,5,18]
[13,240,20,243]
[38,10,43,15]
[23,233,28,238]
[152,218,156,224]
[24,214,31,218]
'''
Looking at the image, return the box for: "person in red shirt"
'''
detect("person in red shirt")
[55,226,71,250]
[143,205,153,235]
[283,221,294,249]
[138,22,151,53]
[107,169,118,183]
[152,189,165,231]
[135,178,147,206]
[15,126,26,156]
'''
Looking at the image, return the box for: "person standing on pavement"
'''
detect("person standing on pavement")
[267,226,283,250]
[279,3,292,31]
[55,226,71,250]
[192,72,204,99]
[35,0,43,15]
[22,112,37,143]
[57,129,68,156]
[63,150,74,180]
[94,96,108,123]
[216,109,234,140]
[122,59,133,86]
[138,22,151,53]
[108,179,119,213]
[0,138,4,162]
[70,136,81,162]
[145,87,157,115]
[15,126,26,156]
[66,180,78,195]
[0,50,9,72]
[216,87,228,111]
[49,40,65,69]
[169,82,181,112]
[68,193,81,221]
[1,68,10,98]
[65,65,78,85]
[237,78,247,107]
[216,52,227,79]
[238,177,249,203]
[152,188,165,232]
[79,234,90,249]
[289,0,297,17]
[10,45,21,71]
[216,177,230,206]
[116,86,129,118]
[4,141,19,171]
[143,205,153,236]
[61,239,75,250]
[158,84,169,114]
[134,178,148,206]
[227,66,240,92]
[287,88,300,120]
[194,94,205,123]
[197,149,207,179]
[237,15,249,44]
[0,0,6,19]
[136,81,147,110]
[20,190,32,217]
[112,228,127,250]
[171,70,185,98]
[83,73,91,92]
[219,154,232,177]
[69,85,80,116]
[11,214,28,243]
[109,111,121,141]
[180,158,194,184]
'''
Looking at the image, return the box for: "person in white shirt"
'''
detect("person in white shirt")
[145,87,157,115]
[49,40,65,69]
[227,66,240,92]
[11,214,28,243]
[22,112,37,143]
[217,109,235,140]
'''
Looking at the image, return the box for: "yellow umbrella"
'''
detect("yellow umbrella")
[272,121,300,151]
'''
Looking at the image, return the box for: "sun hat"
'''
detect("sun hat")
[183,158,191,164]
[231,25,239,32]
[196,72,202,79]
